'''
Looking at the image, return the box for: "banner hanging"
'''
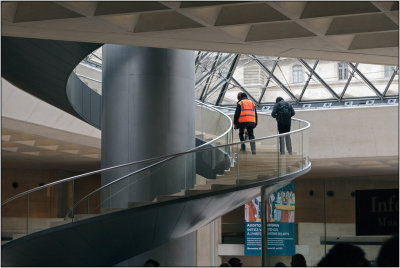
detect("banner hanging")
[244,182,296,256]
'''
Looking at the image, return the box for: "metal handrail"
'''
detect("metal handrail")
[1,100,232,206]
[71,115,310,213]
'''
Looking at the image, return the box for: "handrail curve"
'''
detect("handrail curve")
[1,100,232,206]
[72,114,310,215]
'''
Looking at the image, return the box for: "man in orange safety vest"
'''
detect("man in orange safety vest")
[234,92,257,154]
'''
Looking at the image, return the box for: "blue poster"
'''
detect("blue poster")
[244,183,295,256]
[266,183,296,256]
[244,197,262,255]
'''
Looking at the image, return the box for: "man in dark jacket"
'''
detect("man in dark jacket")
[234,92,257,154]
[271,97,295,155]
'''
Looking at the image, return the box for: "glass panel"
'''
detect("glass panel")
[273,59,294,90]
[1,110,311,248]
[195,77,208,99]
[236,55,266,101]
[221,84,242,105]
[203,54,236,102]
[385,74,399,96]
[314,60,345,96]
[195,103,232,147]
[301,76,337,100]
[204,86,225,105]
[1,195,28,243]
[237,136,279,186]
[261,81,292,103]
[357,63,391,94]
[343,71,379,98]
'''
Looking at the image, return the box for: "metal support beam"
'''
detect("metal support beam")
[299,59,340,100]
[216,54,241,105]
[298,60,319,104]
[261,186,268,267]
[199,53,221,101]
[231,77,258,104]
[348,62,383,100]
[195,51,202,67]
[340,63,359,100]
[252,55,297,101]
[196,54,233,87]
[383,66,399,96]
[201,55,237,101]
[258,58,279,104]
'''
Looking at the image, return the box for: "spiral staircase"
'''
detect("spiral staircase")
[1,36,311,266]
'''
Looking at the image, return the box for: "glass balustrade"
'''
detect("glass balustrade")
[1,112,310,244]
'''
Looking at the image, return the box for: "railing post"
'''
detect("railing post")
[261,186,268,267]
[71,180,75,222]
[236,144,239,186]
[301,125,304,169]
[277,136,280,177]
[109,186,112,208]
[26,193,30,235]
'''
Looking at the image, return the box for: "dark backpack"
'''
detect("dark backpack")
[277,101,291,123]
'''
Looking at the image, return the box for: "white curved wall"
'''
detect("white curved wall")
[2,78,101,142]
[295,105,398,159]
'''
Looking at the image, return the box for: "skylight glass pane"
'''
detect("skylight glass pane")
[385,75,399,96]
[221,84,242,105]
[233,55,265,101]
[301,77,337,100]
[260,83,291,103]
[195,78,208,99]
[357,63,395,94]
[314,60,345,96]
[343,71,379,98]
[203,54,236,101]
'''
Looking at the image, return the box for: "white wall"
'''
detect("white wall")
[2,78,101,140]
[295,105,398,159]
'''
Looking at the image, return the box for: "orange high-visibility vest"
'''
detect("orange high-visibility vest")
[238,99,256,123]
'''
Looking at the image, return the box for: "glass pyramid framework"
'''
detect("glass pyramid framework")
[78,48,399,107]
[194,51,399,107]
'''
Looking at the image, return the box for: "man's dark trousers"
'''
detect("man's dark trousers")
[239,126,256,153]
[278,122,292,154]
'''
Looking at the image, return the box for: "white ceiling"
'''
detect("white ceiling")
[2,1,398,65]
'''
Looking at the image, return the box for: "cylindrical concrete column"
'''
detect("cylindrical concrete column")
[101,45,195,208]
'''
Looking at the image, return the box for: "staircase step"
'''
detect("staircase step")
[154,195,182,202]
[128,202,153,208]
[193,184,212,190]
[210,184,232,191]
[50,218,72,227]
[12,233,26,240]
[100,207,124,214]
[185,189,211,197]
[73,214,98,221]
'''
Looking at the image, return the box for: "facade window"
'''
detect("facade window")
[292,65,303,83]
[244,65,264,85]
[384,65,396,78]
[338,62,348,80]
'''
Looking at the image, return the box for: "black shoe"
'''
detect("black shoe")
[240,148,246,152]
[252,151,256,155]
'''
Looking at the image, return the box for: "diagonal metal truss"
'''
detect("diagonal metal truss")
[298,60,319,104]
[383,66,399,96]
[298,59,340,100]
[216,54,241,105]
[340,63,359,100]
[252,55,298,102]
[78,48,399,108]
[348,62,383,100]
[258,57,279,104]
[194,52,398,107]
